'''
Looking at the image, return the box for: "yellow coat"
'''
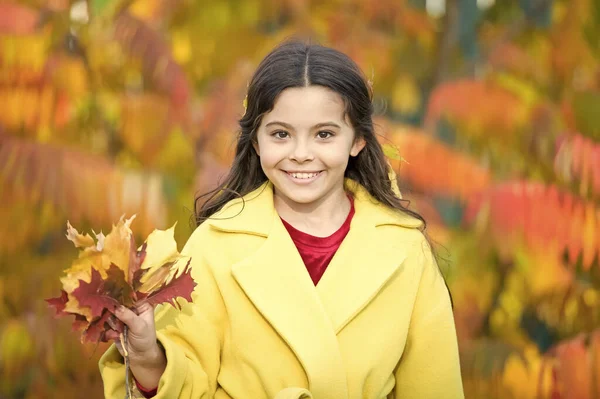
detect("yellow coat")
[99,180,464,399]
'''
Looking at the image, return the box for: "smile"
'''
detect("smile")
[284,171,323,182]
[287,171,321,179]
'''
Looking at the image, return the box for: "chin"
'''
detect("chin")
[274,187,322,205]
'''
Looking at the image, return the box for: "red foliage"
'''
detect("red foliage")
[383,126,491,200]
[0,3,39,35]
[555,132,600,199]
[465,181,599,269]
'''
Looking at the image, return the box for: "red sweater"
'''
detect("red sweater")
[280,197,354,285]
[136,198,355,396]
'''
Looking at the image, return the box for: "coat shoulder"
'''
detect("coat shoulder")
[182,219,265,272]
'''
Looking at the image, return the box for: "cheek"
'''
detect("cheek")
[256,140,282,168]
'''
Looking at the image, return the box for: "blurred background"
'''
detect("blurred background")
[1,0,599,397]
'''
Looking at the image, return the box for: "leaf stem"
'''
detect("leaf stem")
[124,325,133,399]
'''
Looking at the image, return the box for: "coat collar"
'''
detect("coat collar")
[208,179,422,399]
[208,179,423,236]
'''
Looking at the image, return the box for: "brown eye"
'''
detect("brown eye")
[317,131,333,139]
[272,130,289,139]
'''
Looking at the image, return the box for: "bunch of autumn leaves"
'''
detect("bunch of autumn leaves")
[46,216,196,343]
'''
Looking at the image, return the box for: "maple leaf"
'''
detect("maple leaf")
[138,223,181,278]
[142,259,196,310]
[72,267,122,319]
[66,222,96,248]
[105,263,135,306]
[46,290,69,316]
[82,309,113,343]
[137,263,176,294]
[101,215,137,277]
[48,216,196,345]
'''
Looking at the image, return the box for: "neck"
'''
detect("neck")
[274,184,351,237]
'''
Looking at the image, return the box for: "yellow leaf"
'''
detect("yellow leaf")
[99,214,136,274]
[138,264,174,294]
[65,221,95,249]
[139,222,181,280]
[382,143,402,161]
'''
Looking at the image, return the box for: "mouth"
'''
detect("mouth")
[283,171,323,182]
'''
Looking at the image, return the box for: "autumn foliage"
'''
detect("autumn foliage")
[2,0,600,398]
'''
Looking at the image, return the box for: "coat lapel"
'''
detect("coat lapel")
[317,180,421,334]
[230,211,349,399]
[315,221,408,334]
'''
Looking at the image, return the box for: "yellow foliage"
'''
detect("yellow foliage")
[502,346,553,399]
[0,320,34,387]
[129,0,162,21]
[391,75,421,114]
[172,30,192,64]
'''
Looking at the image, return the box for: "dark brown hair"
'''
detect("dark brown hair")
[194,39,427,229]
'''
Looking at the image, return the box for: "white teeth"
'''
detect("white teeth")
[290,172,319,179]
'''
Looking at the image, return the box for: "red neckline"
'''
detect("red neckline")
[280,195,355,249]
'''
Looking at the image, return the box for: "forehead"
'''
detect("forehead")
[262,86,347,127]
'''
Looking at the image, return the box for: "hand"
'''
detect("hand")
[106,302,167,389]
[106,303,158,362]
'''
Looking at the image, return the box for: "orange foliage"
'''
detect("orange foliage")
[382,125,491,200]
[0,135,168,237]
[425,79,530,139]
[555,132,600,199]
[465,181,599,270]
[113,13,191,117]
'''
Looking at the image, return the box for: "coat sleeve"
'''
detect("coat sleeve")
[389,239,464,399]
[99,233,227,399]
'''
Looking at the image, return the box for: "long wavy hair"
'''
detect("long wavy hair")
[194,39,427,229]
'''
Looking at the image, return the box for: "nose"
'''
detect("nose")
[289,137,314,163]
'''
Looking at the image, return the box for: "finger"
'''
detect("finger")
[114,306,141,331]
[135,302,154,316]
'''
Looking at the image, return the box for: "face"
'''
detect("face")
[253,86,365,207]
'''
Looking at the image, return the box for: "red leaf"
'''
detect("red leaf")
[105,263,135,306]
[142,260,196,310]
[82,309,113,343]
[46,290,69,316]
[72,267,123,319]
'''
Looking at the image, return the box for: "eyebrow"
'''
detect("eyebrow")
[265,121,342,130]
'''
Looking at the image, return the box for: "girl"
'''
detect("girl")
[100,40,464,399]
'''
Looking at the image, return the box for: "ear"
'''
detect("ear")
[252,140,260,156]
[350,137,366,157]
